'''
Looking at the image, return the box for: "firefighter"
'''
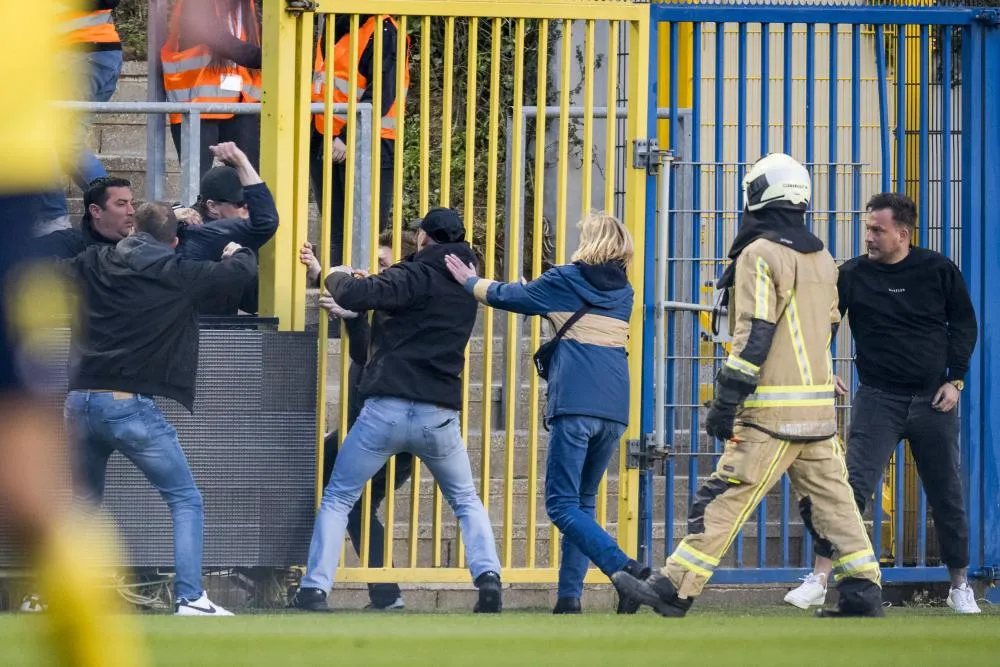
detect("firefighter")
[611,153,884,618]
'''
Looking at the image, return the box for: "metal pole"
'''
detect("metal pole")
[146,0,167,202]
[654,154,673,450]
[352,106,373,268]
[180,110,201,205]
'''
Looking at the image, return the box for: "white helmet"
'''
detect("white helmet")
[742,153,811,211]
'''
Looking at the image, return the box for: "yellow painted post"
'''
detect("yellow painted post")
[503,18,527,569]
[259,0,308,330]
[527,19,549,569]
[657,21,693,146]
[551,16,574,568]
[457,16,479,571]
[618,15,650,559]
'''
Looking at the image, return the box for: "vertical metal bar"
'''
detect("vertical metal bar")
[481,16,502,558]
[605,21,620,213]
[828,25,838,254]
[875,25,892,193]
[735,21,747,568]
[666,25,681,560]
[712,21,725,563]
[654,174,670,453]
[527,18,548,569]
[873,472,884,562]
[894,442,905,567]
[917,478,928,567]
[502,17,526,570]
[146,0,167,201]
[455,15,479,571]
[552,17,573,567]
[852,24,862,259]
[942,27,952,260]
[896,24,907,194]
[689,23,703,559]
[582,19,596,212]
[782,23,793,568]
[919,24,929,249]
[392,16,408,259]
[180,111,201,205]
[758,21,770,570]
[805,23,815,229]
[420,16,431,216]
[317,14,335,511]
[441,17,455,206]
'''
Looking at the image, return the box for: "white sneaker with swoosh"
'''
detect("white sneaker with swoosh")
[174,592,234,616]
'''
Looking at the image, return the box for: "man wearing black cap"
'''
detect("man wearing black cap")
[290,207,503,614]
[177,142,279,315]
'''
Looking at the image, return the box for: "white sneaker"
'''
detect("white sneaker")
[947,583,981,614]
[174,592,234,617]
[19,593,47,613]
[784,572,828,609]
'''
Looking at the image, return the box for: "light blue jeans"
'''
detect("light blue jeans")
[302,397,500,592]
[64,390,205,601]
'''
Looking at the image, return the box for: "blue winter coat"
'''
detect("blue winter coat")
[463,261,633,425]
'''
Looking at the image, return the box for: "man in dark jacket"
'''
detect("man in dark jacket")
[290,208,502,613]
[60,201,256,617]
[177,142,279,315]
[32,176,135,258]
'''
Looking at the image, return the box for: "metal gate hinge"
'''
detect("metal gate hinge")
[972,565,999,581]
[975,9,1000,26]
[632,139,674,176]
[286,0,318,13]
[627,433,671,470]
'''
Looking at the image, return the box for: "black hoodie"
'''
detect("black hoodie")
[324,241,479,411]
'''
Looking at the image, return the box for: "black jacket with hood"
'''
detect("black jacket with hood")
[324,241,479,411]
[62,232,257,411]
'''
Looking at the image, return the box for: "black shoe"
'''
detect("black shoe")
[553,597,582,614]
[816,577,884,618]
[616,560,651,614]
[611,571,692,618]
[473,571,502,613]
[288,587,328,611]
[815,606,885,618]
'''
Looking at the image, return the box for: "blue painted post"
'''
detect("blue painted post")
[875,26,892,193]
[667,22,680,548]
[735,20,747,569]
[805,23,815,230]
[689,23,703,527]
[896,25,907,194]
[758,22,770,570]
[942,27,952,261]
[828,24,839,255]
[641,16,661,568]
[782,21,793,568]
[917,24,930,566]
[851,25,861,260]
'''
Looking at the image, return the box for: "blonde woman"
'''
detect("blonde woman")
[445,211,648,614]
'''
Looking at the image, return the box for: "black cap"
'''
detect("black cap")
[200,166,244,204]
[413,207,465,243]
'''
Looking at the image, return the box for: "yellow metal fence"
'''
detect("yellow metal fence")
[259,1,649,583]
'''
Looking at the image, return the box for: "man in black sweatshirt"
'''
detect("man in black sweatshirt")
[60,201,256,617]
[786,192,980,614]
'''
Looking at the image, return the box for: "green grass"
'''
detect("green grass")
[2,607,998,666]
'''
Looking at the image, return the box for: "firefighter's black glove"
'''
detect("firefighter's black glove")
[705,366,757,442]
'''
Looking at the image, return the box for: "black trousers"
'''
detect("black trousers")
[323,429,414,607]
[170,115,261,182]
[308,130,393,267]
[806,384,968,569]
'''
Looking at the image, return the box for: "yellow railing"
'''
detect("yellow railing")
[260,0,648,584]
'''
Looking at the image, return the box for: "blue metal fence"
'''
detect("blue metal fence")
[641,3,1000,588]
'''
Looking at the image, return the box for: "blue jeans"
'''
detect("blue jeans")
[546,415,629,599]
[302,397,500,592]
[65,390,204,601]
[37,49,123,225]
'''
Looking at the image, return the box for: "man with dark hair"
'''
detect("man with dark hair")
[57,200,257,616]
[33,177,135,258]
[786,191,981,614]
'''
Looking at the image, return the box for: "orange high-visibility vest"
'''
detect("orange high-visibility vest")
[312,15,409,140]
[161,0,262,125]
[60,9,120,45]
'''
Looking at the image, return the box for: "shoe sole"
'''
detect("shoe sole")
[947,601,981,614]
[476,585,502,613]
[612,573,685,618]
[784,593,826,610]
